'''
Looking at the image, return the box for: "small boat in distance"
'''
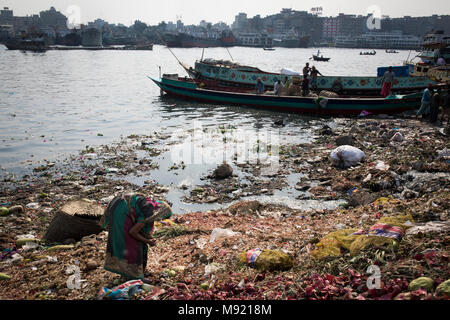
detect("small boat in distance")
[263,47,276,51]
[386,49,399,53]
[360,50,377,56]
[311,50,331,61]
[150,75,422,116]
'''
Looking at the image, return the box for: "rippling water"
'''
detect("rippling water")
[0,45,412,211]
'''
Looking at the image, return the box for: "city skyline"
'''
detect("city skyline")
[1,0,449,26]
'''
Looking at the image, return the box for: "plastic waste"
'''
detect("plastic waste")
[391,132,404,142]
[311,214,415,259]
[435,279,450,297]
[330,145,366,168]
[97,280,144,300]
[209,228,240,243]
[204,263,225,277]
[406,221,450,236]
[239,249,294,271]
[0,273,10,280]
[25,203,40,209]
[408,277,434,292]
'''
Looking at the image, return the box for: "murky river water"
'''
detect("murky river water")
[0,45,413,212]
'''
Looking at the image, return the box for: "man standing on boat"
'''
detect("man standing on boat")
[381,66,395,97]
[303,63,311,78]
[255,78,265,94]
[310,66,323,90]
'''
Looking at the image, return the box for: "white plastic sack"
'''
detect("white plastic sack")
[204,263,225,276]
[391,132,403,142]
[406,221,450,236]
[330,145,366,168]
[209,228,240,243]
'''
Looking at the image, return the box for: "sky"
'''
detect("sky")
[2,0,449,26]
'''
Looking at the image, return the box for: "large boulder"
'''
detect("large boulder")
[336,135,354,146]
[44,199,104,243]
[227,201,262,215]
[213,163,233,179]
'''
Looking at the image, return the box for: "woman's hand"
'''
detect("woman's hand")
[146,239,156,246]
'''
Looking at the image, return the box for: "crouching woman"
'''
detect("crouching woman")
[100,193,172,280]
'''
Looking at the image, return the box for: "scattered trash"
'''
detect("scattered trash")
[408,277,434,292]
[239,249,294,271]
[406,221,450,236]
[330,145,366,168]
[391,132,404,142]
[209,228,240,243]
[204,263,225,277]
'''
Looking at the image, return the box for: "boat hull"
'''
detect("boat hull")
[151,77,421,116]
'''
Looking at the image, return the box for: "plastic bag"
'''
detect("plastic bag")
[239,249,294,271]
[209,228,240,243]
[97,280,144,300]
[204,263,225,276]
[330,146,366,168]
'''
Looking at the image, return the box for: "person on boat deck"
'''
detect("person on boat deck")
[310,66,323,90]
[302,76,310,97]
[303,63,311,78]
[436,56,446,66]
[416,83,433,118]
[283,76,291,88]
[255,78,265,94]
[381,66,395,97]
[101,193,172,281]
[274,80,284,96]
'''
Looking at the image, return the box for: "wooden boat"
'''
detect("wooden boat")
[150,75,422,116]
[5,39,47,52]
[386,50,399,53]
[263,47,275,51]
[187,59,437,96]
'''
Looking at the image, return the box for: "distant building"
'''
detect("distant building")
[336,30,421,49]
[237,32,272,47]
[81,28,102,46]
[39,6,67,29]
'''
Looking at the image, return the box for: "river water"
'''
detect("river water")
[0,45,413,212]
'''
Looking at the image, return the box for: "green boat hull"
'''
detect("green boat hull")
[151,77,421,116]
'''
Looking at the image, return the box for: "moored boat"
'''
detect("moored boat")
[5,38,47,52]
[150,75,422,116]
[187,59,437,96]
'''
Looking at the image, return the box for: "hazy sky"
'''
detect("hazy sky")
[2,0,449,26]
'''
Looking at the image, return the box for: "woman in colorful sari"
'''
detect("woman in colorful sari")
[101,193,172,280]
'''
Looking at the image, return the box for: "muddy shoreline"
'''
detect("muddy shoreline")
[0,115,449,300]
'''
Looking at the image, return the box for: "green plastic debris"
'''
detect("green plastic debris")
[0,273,11,280]
[0,207,10,216]
[435,279,450,297]
[408,277,434,292]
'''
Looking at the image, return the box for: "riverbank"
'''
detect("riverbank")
[0,115,449,300]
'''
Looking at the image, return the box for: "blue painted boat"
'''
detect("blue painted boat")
[150,76,422,116]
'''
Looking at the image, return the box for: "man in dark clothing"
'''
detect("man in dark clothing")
[430,88,441,123]
[302,76,310,96]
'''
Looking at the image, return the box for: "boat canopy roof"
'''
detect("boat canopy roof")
[199,58,264,73]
